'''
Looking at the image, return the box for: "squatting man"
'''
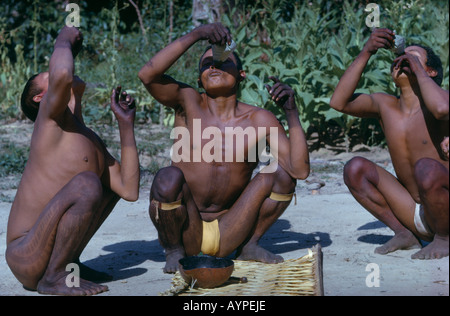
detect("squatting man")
[6,26,140,296]
[138,23,310,273]
[330,28,449,260]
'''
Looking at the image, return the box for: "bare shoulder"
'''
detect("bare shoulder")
[186,91,212,111]
[371,92,399,109]
[30,110,65,144]
[181,83,203,101]
[238,102,280,127]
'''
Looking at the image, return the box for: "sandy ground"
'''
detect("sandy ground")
[0,148,448,296]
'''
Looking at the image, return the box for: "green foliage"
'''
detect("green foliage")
[0,0,448,150]
[225,0,449,150]
[0,140,29,176]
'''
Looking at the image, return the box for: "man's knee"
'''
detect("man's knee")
[272,166,296,193]
[414,158,447,193]
[343,156,372,187]
[151,166,185,202]
[71,171,103,202]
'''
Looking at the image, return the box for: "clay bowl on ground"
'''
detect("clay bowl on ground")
[178,256,234,288]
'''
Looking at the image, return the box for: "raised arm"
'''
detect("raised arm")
[264,77,310,180]
[138,23,231,109]
[393,53,449,120]
[102,87,140,201]
[329,28,395,118]
[40,26,83,121]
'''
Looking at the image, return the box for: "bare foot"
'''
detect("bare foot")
[375,230,421,255]
[411,235,449,260]
[164,247,185,274]
[236,243,284,264]
[37,272,108,296]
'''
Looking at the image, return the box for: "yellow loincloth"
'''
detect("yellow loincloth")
[152,199,220,256]
[153,192,295,256]
[201,219,220,256]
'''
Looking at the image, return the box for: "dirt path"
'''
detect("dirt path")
[0,122,448,296]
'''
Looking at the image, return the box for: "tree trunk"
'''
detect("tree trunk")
[192,0,223,27]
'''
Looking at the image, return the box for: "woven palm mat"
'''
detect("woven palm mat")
[160,244,324,296]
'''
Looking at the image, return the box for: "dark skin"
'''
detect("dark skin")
[6,26,140,295]
[330,28,449,259]
[139,23,309,273]
[442,137,449,160]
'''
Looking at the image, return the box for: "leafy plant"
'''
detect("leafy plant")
[0,0,448,151]
[223,0,448,150]
[0,140,29,176]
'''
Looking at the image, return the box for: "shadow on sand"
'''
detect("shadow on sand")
[82,239,164,281]
[259,219,331,255]
[356,220,393,245]
[83,218,331,281]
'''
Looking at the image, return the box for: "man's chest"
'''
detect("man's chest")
[173,115,265,164]
[32,122,106,177]
[381,108,446,175]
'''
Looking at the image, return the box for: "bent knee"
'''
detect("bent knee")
[5,246,40,290]
[414,158,448,192]
[272,166,296,193]
[151,166,185,202]
[343,157,375,187]
[70,171,103,201]
[344,157,370,175]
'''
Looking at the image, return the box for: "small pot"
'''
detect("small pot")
[178,256,234,288]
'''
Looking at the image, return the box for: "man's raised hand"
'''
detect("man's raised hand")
[363,28,395,55]
[194,23,231,46]
[392,53,427,77]
[265,76,297,111]
[111,86,136,124]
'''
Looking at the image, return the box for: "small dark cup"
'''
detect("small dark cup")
[178,256,234,288]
